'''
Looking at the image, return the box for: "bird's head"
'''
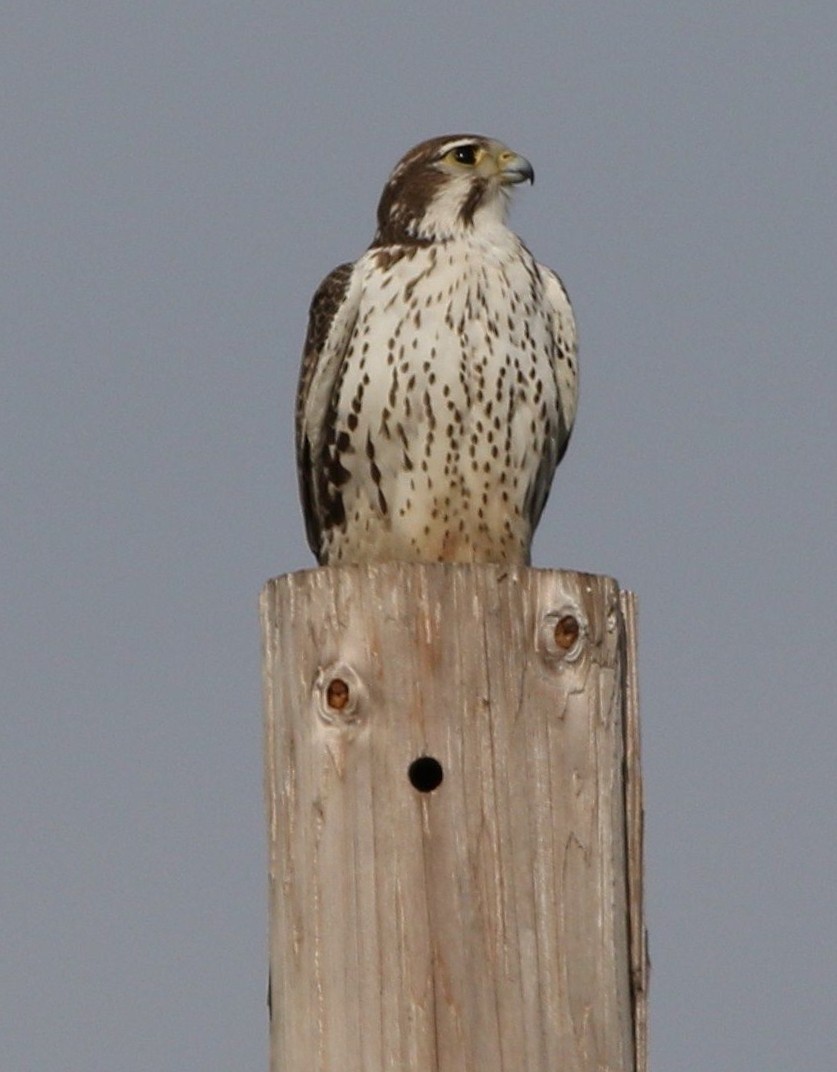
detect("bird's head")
[373,134,534,245]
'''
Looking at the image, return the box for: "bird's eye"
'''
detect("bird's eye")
[451,145,478,165]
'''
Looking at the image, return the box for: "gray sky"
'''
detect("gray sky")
[3,3,835,1069]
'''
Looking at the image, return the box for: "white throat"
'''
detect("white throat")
[412,179,511,241]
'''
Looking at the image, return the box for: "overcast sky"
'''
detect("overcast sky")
[3,4,835,1070]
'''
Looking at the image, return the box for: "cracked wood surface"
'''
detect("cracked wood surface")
[262,564,645,1072]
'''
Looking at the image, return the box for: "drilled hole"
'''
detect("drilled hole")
[408,756,444,793]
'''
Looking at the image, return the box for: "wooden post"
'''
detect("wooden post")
[261,564,646,1072]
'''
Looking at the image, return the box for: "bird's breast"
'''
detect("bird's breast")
[322,241,560,564]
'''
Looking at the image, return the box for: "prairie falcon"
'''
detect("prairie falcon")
[295,134,578,565]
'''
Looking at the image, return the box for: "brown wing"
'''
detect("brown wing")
[295,261,361,561]
[524,264,579,533]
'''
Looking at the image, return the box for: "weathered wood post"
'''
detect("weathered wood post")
[261,563,646,1072]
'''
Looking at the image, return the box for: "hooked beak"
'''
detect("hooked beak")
[498,149,535,186]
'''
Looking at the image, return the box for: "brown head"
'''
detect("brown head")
[372,134,534,246]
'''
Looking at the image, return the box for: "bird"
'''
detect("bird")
[295,133,578,566]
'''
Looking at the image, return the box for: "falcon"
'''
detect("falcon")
[295,134,578,566]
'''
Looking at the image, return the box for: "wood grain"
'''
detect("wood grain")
[262,564,644,1071]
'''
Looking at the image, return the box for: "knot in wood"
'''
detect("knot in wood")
[315,663,363,725]
[326,678,350,710]
[554,614,580,651]
[538,605,587,667]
